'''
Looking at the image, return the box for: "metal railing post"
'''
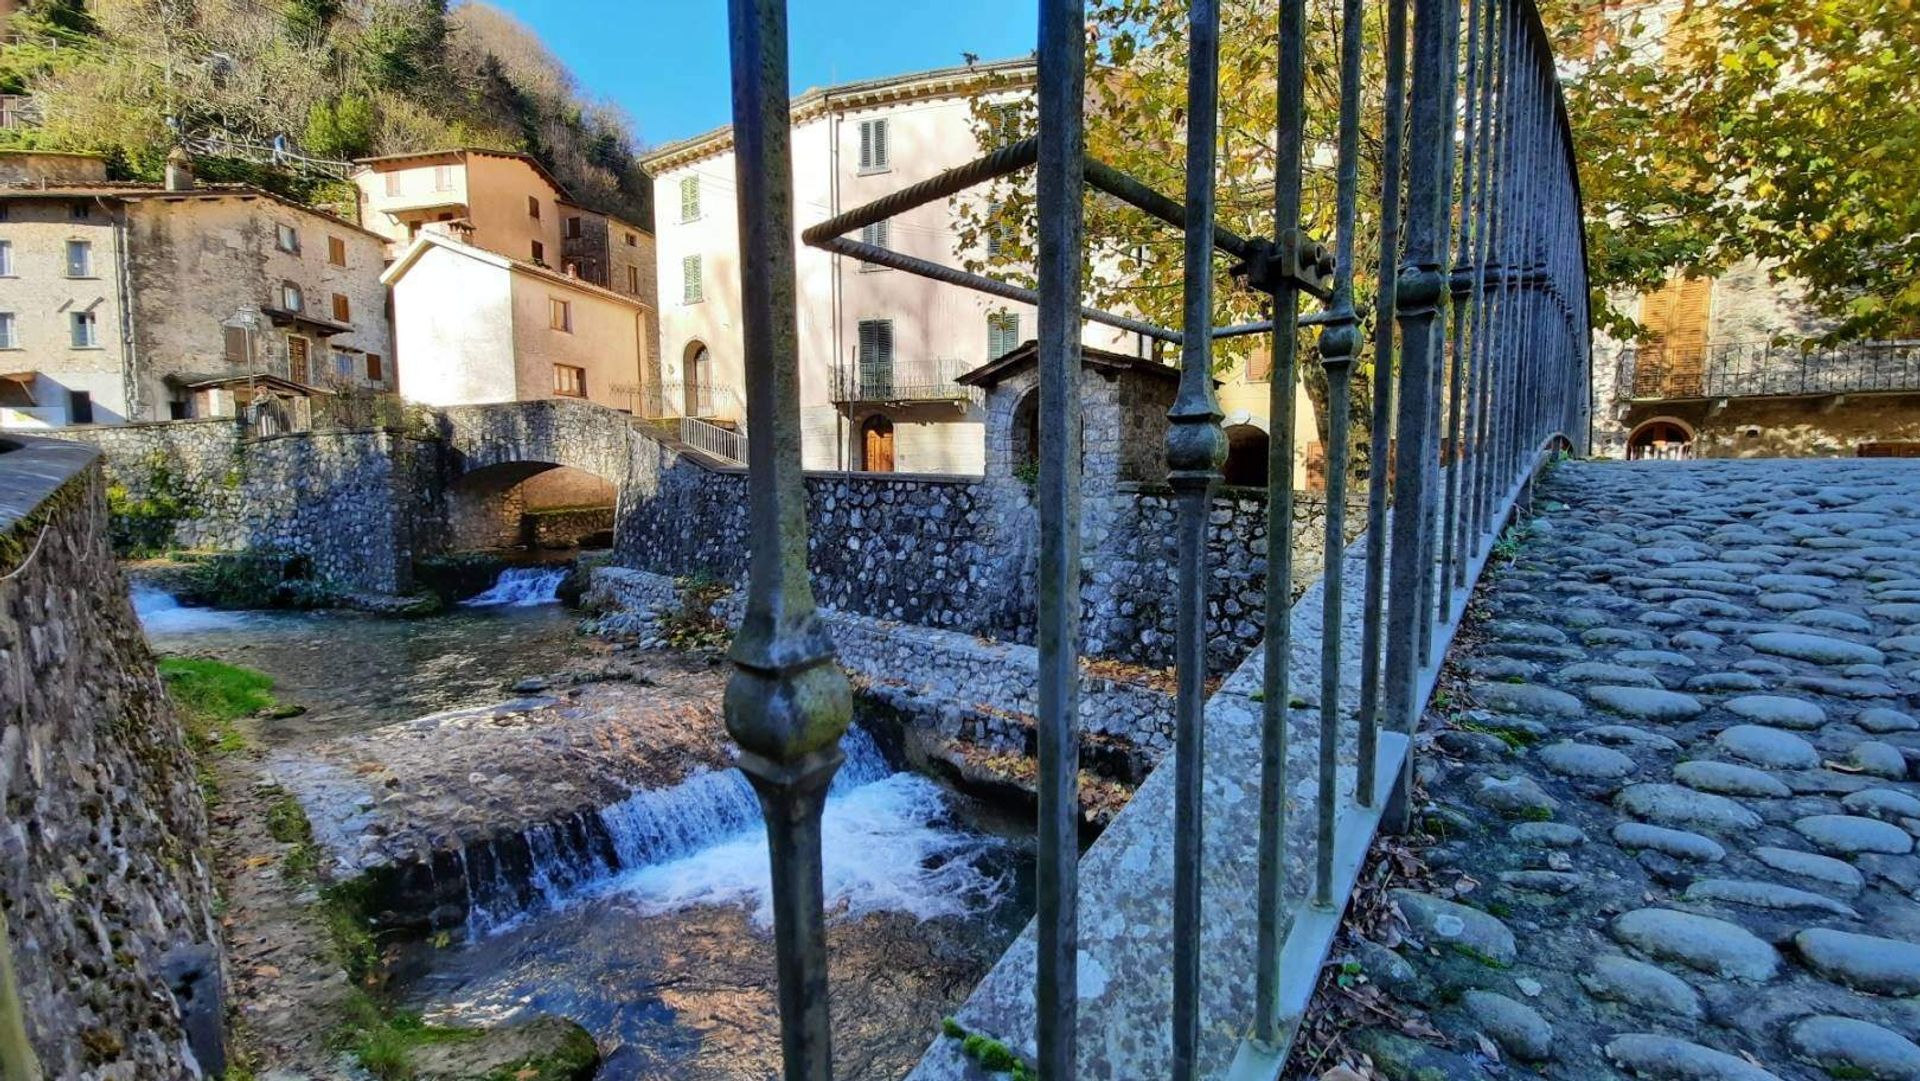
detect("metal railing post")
[1170,3,1227,1072]
[1253,0,1312,1037]
[720,3,854,1079]
[1034,0,1086,1075]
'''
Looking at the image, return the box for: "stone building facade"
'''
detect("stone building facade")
[0,435,224,1077]
[0,151,394,429]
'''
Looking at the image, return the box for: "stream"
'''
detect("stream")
[136,568,1035,1079]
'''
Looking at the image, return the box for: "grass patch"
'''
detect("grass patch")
[159,656,274,803]
[940,1017,1036,1081]
[1456,719,1535,749]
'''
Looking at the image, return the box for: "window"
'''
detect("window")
[366,353,383,382]
[986,203,1015,258]
[384,173,402,197]
[626,265,640,294]
[68,390,92,424]
[433,165,453,192]
[70,310,97,348]
[223,324,249,365]
[857,319,894,388]
[682,254,703,304]
[275,223,300,254]
[0,312,15,349]
[331,293,351,321]
[281,282,303,312]
[0,239,11,275]
[565,215,583,239]
[553,363,587,398]
[71,202,89,221]
[531,240,546,264]
[679,176,700,222]
[65,239,92,278]
[333,350,354,379]
[987,311,1020,359]
[858,118,890,172]
[549,297,572,332]
[527,195,541,219]
[859,220,889,271]
[624,232,638,247]
[328,236,347,266]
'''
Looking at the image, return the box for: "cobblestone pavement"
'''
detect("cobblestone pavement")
[1345,459,1920,1081]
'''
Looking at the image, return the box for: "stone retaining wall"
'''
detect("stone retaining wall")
[64,419,435,593]
[0,436,223,1078]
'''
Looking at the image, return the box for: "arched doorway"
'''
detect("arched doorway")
[684,340,713,417]
[1628,417,1694,461]
[1011,388,1041,474]
[1221,423,1270,487]
[862,415,895,472]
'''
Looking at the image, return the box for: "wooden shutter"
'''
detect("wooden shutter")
[366,353,383,382]
[328,236,347,266]
[1637,274,1713,396]
[683,255,702,303]
[224,325,248,365]
[680,176,699,221]
[332,293,351,321]
[288,336,310,384]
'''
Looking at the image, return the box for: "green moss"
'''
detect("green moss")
[106,451,203,557]
[478,1023,598,1081]
[1452,943,1512,969]
[160,657,273,802]
[941,1017,1035,1081]
[181,549,346,611]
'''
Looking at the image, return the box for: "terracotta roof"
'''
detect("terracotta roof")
[642,57,1037,171]
[955,339,1179,388]
[351,147,574,203]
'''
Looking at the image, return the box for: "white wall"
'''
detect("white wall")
[391,245,517,406]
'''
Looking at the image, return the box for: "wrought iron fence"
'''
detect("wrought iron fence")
[1621,338,1920,400]
[829,357,982,405]
[722,0,1588,1075]
[611,379,742,421]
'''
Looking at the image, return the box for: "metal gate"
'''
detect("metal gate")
[716,0,1590,1074]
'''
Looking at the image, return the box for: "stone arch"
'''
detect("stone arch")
[1627,416,1695,461]
[1221,423,1270,488]
[446,460,617,551]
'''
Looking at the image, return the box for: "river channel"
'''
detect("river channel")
[135,569,1035,1079]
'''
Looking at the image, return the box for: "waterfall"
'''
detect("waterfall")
[131,585,254,634]
[461,567,567,608]
[454,725,1001,937]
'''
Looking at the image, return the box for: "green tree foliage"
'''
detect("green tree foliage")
[0,0,654,227]
[1546,0,1920,340]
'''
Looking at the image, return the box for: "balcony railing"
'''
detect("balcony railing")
[613,380,742,421]
[1621,339,1920,401]
[830,357,982,405]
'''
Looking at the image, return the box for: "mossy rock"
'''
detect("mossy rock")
[405,1014,599,1081]
[1347,1026,1479,1081]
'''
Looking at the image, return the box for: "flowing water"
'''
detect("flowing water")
[135,570,1035,1078]
[133,578,588,740]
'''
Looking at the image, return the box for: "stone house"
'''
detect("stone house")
[0,151,393,428]
[380,230,652,415]
[351,147,661,393]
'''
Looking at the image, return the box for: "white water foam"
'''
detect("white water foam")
[611,771,1006,927]
[461,567,567,607]
[131,585,254,634]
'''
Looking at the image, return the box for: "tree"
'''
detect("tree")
[1547,0,1920,340]
[952,0,1392,456]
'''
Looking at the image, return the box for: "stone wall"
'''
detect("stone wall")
[1619,394,1920,459]
[0,436,223,1078]
[63,419,434,593]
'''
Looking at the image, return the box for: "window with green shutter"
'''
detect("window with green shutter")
[987,311,1020,359]
[679,176,701,222]
[857,319,894,395]
[858,119,889,172]
[859,219,889,271]
[682,254,703,304]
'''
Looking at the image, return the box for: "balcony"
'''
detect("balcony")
[830,357,981,406]
[613,380,742,422]
[1621,339,1920,402]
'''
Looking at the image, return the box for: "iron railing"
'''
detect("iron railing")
[611,380,743,421]
[1621,338,1920,400]
[829,357,982,405]
[678,415,748,464]
[726,0,1589,1075]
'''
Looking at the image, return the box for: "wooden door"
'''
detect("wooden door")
[863,416,895,472]
[1637,275,1712,396]
[288,335,310,384]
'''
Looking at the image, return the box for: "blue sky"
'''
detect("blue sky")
[489,0,1041,148]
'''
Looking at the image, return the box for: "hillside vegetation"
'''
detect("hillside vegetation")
[0,0,652,227]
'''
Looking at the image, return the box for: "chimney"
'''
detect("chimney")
[165,146,195,192]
